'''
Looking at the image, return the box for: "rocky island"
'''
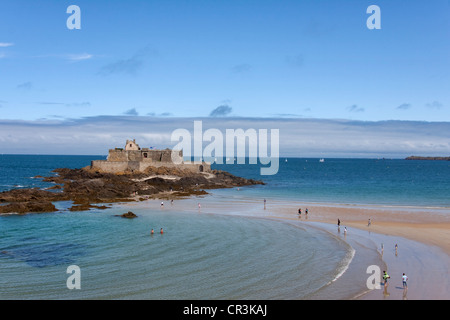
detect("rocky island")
[405,156,450,161]
[0,140,264,215]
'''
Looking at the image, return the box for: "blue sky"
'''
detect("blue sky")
[0,0,449,156]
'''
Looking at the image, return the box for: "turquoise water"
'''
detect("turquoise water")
[0,155,448,299]
[0,204,351,299]
[0,155,105,192]
[1,155,449,207]
[214,158,450,208]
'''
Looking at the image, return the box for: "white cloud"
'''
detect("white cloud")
[0,43,14,47]
[0,116,448,158]
[66,53,93,61]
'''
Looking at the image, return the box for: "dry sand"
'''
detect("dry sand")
[271,203,450,255]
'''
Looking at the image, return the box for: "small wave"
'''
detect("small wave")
[329,247,356,284]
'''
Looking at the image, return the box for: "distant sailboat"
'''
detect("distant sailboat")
[285,158,288,162]
[319,158,325,162]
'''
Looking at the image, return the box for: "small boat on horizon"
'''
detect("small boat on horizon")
[319,158,325,162]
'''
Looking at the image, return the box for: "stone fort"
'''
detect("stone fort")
[91,139,210,173]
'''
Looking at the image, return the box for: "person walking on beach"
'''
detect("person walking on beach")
[337,219,341,227]
[298,208,301,215]
[383,271,390,287]
[402,273,408,289]
[395,244,398,256]
[368,218,371,227]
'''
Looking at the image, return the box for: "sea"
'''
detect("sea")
[0,155,449,300]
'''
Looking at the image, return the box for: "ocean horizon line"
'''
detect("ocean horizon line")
[0,154,438,160]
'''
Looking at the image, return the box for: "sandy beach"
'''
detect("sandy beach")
[131,191,450,300]
[252,199,450,299]
[272,203,450,255]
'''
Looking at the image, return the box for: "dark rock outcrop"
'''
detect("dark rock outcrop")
[116,211,138,219]
[0,166,264,215]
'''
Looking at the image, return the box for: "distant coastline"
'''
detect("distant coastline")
[405,156,450,161]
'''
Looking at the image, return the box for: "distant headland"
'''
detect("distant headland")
[405,156,450,161]
[0,140,264,215]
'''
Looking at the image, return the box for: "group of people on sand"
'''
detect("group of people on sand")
[297,208,308,216]
[337,217,409,295]
[382,270,409,292]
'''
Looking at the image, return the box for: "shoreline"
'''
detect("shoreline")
[2,183,449,299]
[207,192,450,255]
[128,190,450,299]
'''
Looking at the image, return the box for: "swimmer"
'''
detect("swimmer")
[160,228,163,234]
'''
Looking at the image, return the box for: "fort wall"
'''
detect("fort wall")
[90,141,209,174]
[91,159,210,174]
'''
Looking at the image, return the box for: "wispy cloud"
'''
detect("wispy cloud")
[231,63,252,73]
[34,53,94,62]
[99,56,143,76]
[98,46,157,76]
[66,53,93,61]
[425,101,443,109]
[38,101,91,107]
[210,105,232,117]
[147,112,173,117]
[347,104,365,112]
[396,103,411,110]
[17,81,33,90]
[123,108,139,116]
[272,113,302,118]
[0,43,14,47]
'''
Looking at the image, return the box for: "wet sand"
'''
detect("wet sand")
[128,191,450,299]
